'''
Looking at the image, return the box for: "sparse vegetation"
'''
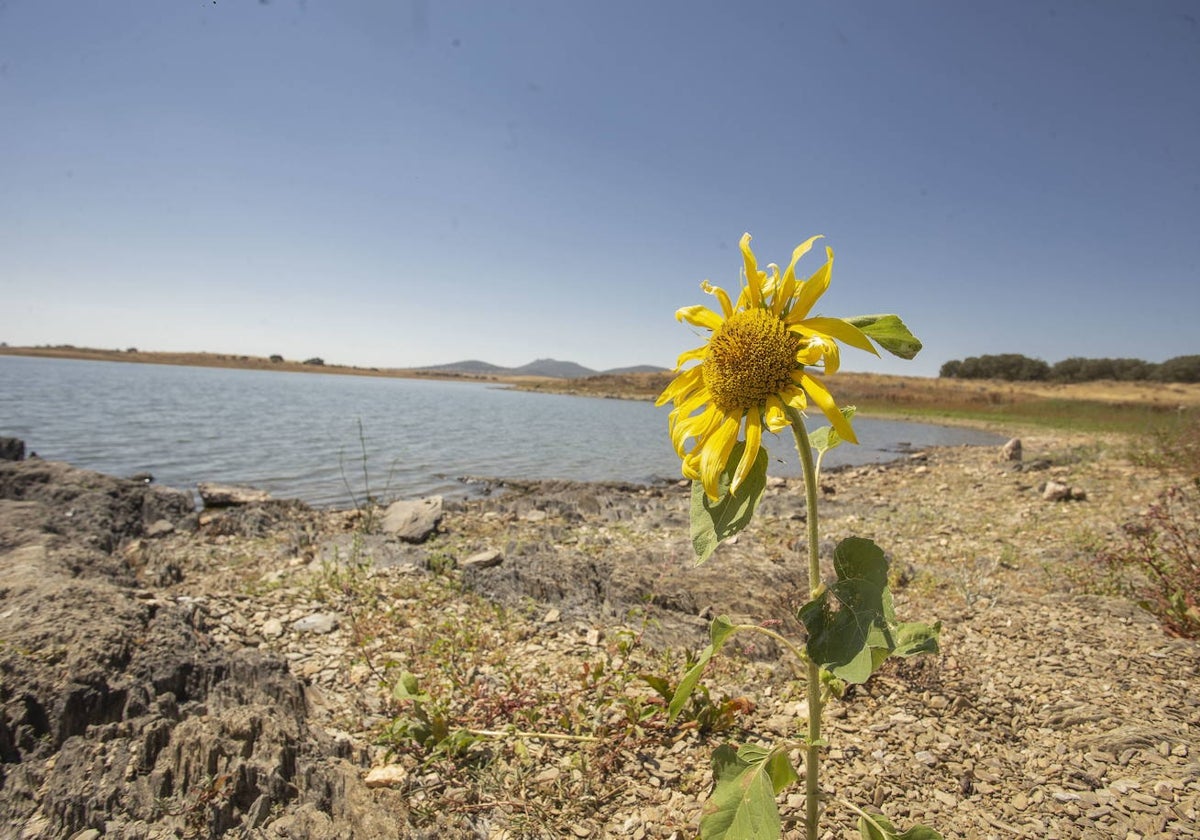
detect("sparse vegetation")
[303,551,752,836]
[1096,483,1200,638]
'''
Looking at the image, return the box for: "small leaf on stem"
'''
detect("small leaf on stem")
[668,615,736,722]
[809,406,858,456]
[846,314,923,360]
[690,442,769,564]
[797,538,941,684]
[857,809,944,840]
[700,744,796,840]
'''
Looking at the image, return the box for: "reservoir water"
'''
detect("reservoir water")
[0,355,1003,507]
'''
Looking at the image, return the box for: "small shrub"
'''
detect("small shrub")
[1097,482,1200,638]
[1130,413,1200,479]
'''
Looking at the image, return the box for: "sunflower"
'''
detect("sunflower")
[657,233,878,501]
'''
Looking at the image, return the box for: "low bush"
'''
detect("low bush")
[1098,482,1200,638]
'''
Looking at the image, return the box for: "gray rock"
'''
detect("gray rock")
[293,613,339,634]
[1043,480,1072,501]
[0,459,405,837]
[145,518,175,538]
[381,496,443,543]
[0,437,26,461]
[197,482,271,507]
[1001,438,1023,462]
[462,549,503,569]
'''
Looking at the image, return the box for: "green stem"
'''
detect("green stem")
[467,728,599,743]
[787,407,823,840]
[726,623,809,668]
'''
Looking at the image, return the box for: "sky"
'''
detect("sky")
[2,1,1198,377]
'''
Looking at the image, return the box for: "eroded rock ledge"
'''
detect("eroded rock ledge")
[0,458,406,839]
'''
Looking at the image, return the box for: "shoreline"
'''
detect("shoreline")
[9,345,1200,415]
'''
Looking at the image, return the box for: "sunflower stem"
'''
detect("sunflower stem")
[787,407,823,840]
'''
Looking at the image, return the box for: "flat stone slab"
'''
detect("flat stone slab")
[462,549,503,569]
[292,613,339,634]
[197,482,271,506]
[381,496,443,543]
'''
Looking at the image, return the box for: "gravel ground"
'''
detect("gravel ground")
[5,429,1196,838]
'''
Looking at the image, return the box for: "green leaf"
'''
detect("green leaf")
[690,442,769,564]
[847,314,923,360]
[392,671,431,703]
[736,744,799,794]
[858,810,944,840]
[797,538,941,684]
[808,406,858,455]
[893,620,942,658]
[897,828,945,840]
[640,673,672,702]
[668,616,735,721]
[700,744,794,840]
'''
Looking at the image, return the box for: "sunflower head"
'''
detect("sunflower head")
[657,233,882,501]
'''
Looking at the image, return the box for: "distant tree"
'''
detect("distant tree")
[1110,358,1154,381]
[125,347,138,353]
[1050,356,1089,382]
[940,353,1049,381]
[269,354,284,363]
[303,357,325,366]
[1156,355,1200,383]
[939,360,962,378]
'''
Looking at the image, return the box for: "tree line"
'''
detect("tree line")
[939,353,1200,383]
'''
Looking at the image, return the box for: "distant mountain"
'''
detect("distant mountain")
[407,358,667,379]
[509,358,596,378]
[601,364,669,375]
[414,359,508,375]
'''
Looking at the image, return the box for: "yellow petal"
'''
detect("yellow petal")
[800,316,879,356]
[782,384,808,413]
[675,344,707,369]
[702,281,734,319]
[656,365,703,406]
[731,412,762,495]
[739,233,763,309]
[700,414,741,501]
[765,264,785,315]
[676,304,724,331]
[793,340,826,367]
[671,403,721,455]
[799,373,857,444]
[764,396,790,432]
[778,235,823,311]
[785,246,834,324]
[822,340,841,376]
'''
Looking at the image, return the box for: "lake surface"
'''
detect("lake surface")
[0,355,1004,507]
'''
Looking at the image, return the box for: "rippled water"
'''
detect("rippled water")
[0,355,1003,507]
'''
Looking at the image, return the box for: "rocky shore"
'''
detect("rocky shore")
[1,431,1198,839]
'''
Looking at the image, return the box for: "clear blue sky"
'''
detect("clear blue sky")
[2,1,1198,376]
